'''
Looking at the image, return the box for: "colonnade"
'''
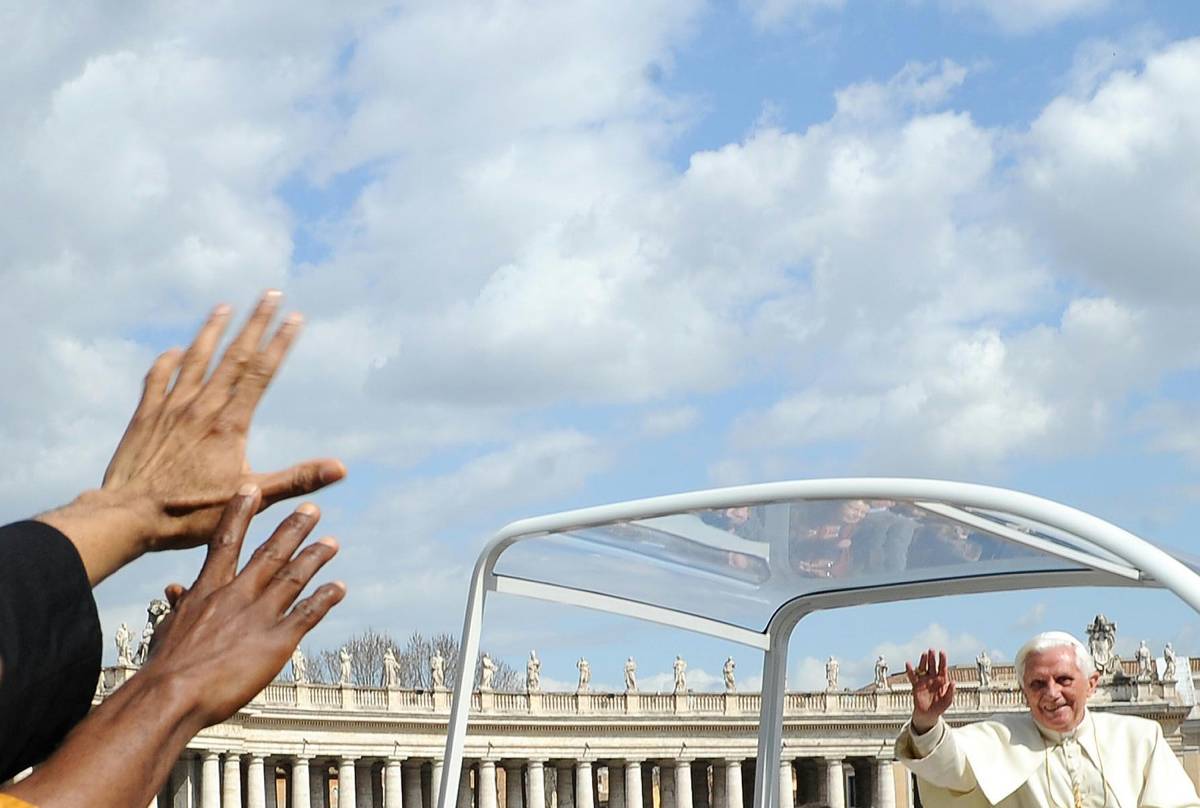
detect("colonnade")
[160,751,898,808]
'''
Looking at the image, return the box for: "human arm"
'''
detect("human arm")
[3,486,346,808]
[35,291,346,585]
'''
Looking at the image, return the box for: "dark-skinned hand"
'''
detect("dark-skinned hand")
[143,484,345,727]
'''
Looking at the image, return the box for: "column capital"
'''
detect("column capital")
[249,753,267,762]
[874,754,895,762]
[623,759,645,766]
[673,758,695,766]
[291,754,311,764]
[202,750,221,761]
[339,755,361,763]
[723,758,743,765]
[822,755,845,763]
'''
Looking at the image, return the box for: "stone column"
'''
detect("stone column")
[660,763,676,808]
[874,759,896,808]
[201,752,221,808]
[607,764,625,808]
[478,762,499,808]
[311,763,328,808]
[778,760,793,808]
[823,759,844,808]
[555,765,574,808]
[291,758,311,808]
[404,762,424,808]
[457,763,475,808]
[527,761,545,808]
[575,762,594,808]
[431,760,444,808]
[674,762,693,808]
[623,761,642,808]
[384,759,403,808]
[357,761,375,808]
[171,756,195,808]
[247,756,266,808]
[339,758,358,808]
[224,754,243,808]
[723,761,741,808]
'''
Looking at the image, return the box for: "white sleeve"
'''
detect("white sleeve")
[894,717,979,792]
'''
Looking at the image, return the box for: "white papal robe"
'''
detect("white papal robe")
[895,710,1200,807]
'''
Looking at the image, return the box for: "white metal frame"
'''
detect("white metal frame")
[435,478,1200,808]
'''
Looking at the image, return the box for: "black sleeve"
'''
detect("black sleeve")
[0,521,102,781]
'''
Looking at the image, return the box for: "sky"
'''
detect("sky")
[3,0,1200,693]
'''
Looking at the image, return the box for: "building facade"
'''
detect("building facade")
[95,653,1200,808]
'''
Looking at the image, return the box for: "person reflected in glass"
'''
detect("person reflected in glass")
[788,499,868,578]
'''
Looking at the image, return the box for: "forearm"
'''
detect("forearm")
[4,673,203,808]
[35,490,154,586]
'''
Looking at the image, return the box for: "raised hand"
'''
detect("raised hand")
[38,291,346,584]
[905,648,955,734]
[142,485,345,726]
[103,291,345,545]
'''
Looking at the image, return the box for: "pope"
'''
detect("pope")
[895,631,1200,807]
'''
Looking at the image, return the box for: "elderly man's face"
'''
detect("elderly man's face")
[1020,646,1099,733]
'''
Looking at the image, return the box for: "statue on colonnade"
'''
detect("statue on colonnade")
[624,657,637,692]
[339,647,352,685]
[874,655,890,691]
[291,647,308,683]
[673,655,687,694]
[383,647,401,688]
[723,656,736,693]
[576,657,590,693]
[976,649,992,689]
[825,655,839,690]
[115,623,133,667]
[480,654,496,690]
[431,651,446,689]
[527,650,541,693]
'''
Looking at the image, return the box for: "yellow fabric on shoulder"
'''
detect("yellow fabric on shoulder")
[0,795,36,808]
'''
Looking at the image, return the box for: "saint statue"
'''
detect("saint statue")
[1136,639,1155,683]
[624,657,637,692]
[480,654,496,690]
[431,651,446,690]
[339,647,353,685]
[115,622,133,667]
[976,649,993,689]
[291,648,308,684]
[1164,642,1177,682]
[825,655,839,691]
[673,655,687,695]
[874,655,890,691]
[527,650,541,693]
[383,647,401,689]
[134,623,154,666]
[723,656,736,694]
[576,657,591,693]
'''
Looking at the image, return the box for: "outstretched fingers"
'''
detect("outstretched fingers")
[279,581,347,641]
[261,536,340,617]
[190,485,261,599]
[200,290,283,406]
[237,503,321,593]
[169,305,232,401]
[221,312,303,428]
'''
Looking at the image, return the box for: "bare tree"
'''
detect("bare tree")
[303,629,520,691]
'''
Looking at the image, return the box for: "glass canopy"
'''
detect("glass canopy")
[493,496,1135,632]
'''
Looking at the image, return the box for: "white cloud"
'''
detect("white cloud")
[1014,603,1048,630]
[935,0,1111,34]
[740,0,845,31]
[1019,38,1200,305]
[640,406,701,437]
